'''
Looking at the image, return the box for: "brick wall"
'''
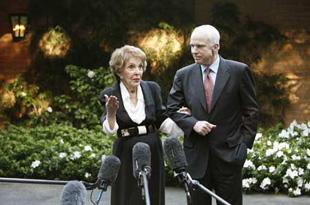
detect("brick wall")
[0,34,31,81]
[0,0,29,81]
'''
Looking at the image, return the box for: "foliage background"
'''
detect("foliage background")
[0,1,305,197]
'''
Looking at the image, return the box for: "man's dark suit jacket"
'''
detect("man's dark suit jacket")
[167,56,259,178]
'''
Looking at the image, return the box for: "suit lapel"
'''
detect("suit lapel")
[140,81,154,120]
[111,83,132,123]
[192,64,207,111]
[210,58,230,111]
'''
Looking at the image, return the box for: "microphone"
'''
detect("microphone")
[132,142,151,205]
[60,180,87,205]
[163,137,231,205]
[163,137,191,204]
[163,136,188,173]
[132,142,151,179]
[96,155,121,191]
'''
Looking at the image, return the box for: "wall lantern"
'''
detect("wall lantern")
[9,13,28,41]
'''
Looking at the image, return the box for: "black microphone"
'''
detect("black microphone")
[164,137,231,205]
[96,155,121,191]
[163,136,188,173]
[132,142,151,179]
[163,137,192,204]
[60,180,87,205]
[132,142,151,205]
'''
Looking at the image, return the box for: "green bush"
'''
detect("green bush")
[0,124,114,182]
[0,76,51,124]
[243,121,310,196]
[30,65,115,129]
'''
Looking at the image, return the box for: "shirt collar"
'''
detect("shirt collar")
[200,55,220,74]
[120,82,144,101]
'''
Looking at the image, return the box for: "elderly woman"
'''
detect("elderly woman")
[99,45,184,205]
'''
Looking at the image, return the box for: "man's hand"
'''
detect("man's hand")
[104,94,119,117]
[178,106,191,115]
[193,121,216,136]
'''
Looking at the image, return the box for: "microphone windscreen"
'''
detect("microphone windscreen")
[60,180,87,205]
[97,155,121,185]
[163,137,188,172]
[132,142,151,178]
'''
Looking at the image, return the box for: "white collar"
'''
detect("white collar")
[200,55,220,74]
[120,82,144,101]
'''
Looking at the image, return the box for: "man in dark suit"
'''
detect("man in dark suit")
[167,25,259,205]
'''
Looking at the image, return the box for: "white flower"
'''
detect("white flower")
[298,168,304,176]
[242,179,251,188]
[267,141,272,146]
[291,155,301,161]
[70,151,81,160]
[20,92,27,97]
[269,166,276,173]
[90,153,96,158]
[290,164,296,169]
[307,163,310,170]
[285,169,298,179]
[260,177,271,190]
[266,149,275,157]
[279,142,289,150]
[304,182,310,191]
[60,139,64,144]
[85,172,91,178]
[289,120,298,129]
[242,178,257,189]
[87,70,95,78]
[276,151,284,158]
[283,178,289,184]
[306,149,310,157]
[243,160,255,169]
[297,177,303,187]
[47,106,53,113]
[279,130,289,138]
[302,129,309,137]
[257,165,267,171]
[255,133,262,140]
[84,145,92,152]
[292,187,301,196]
[59,152,67,159]
[31,160,41,168]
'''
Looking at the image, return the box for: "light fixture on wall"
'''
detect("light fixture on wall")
[9,13,28,41]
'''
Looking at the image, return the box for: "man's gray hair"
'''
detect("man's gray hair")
[192,25,220,45]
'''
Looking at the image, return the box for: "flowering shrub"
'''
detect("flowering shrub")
[243,121,310,196]
[0,77,51,123]
[30,65,115,129]
[0,124,114,182]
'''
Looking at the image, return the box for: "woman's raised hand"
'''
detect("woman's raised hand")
[104,94,119,117]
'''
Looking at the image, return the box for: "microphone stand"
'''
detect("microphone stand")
[175,172,192,205]
[173,172,231,205]
[137,167,151,205]
[84,180,108,205]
